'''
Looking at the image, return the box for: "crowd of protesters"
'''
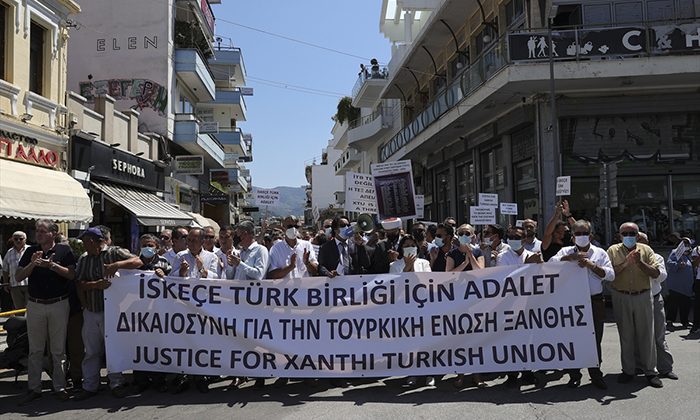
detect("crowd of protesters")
[2,201,699,405]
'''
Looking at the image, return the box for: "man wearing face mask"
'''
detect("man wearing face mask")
[497,226,543,266]
[317,216,369,277]
[481,224,510,268]
[411,222,434,260]
[550,220,613,389]
[607,222,663,388]
[134,234,170,393]
[268,216,318,279]
[522,219,542,253]
[429,223,454,272]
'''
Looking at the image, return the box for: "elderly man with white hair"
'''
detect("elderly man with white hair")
[2,231,30,309]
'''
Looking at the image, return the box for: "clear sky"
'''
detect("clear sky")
[211,0,390,188]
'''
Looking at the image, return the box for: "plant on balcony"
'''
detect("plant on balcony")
[174,20,213,58]
[335,96,360,125]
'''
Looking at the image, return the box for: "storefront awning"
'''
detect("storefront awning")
[91,181,194,227]
[0,158,93,222]
[187,211,221,234]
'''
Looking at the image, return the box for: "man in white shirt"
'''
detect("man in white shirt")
[482,224,511,267]
[214,225,236,278]
[522,219,542,253]
[2,231,30,309]
[637,233,677,380]
[497,226,542,266]
[171,227,219,279]
[268,216,318,280]
[227,221,269,281]
[550,220,614,390]
[163,226,188,266]
[203,226,220,254]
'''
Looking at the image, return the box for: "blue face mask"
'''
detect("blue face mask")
[622,236,637,248]
[434,237,444,248]
[458,235,472,246]
[509,239,523,250]
[140,246,156,259]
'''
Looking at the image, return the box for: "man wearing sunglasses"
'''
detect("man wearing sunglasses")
[550,220,614,390]
[2,231,30,309]
[607,222,662,388]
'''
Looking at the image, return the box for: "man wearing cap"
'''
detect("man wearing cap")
[607,222,663,388]
[15,220,77,405]
[2,231,30,309]
[72,227,142,400]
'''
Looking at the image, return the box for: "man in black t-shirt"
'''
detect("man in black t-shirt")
[15,220,77,405]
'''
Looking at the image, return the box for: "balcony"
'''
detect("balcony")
[211,168,248,194]
[351,64,389,108]
[173,114,224,167]
[333,147,361,175]
[199,88,247,122]
[175,1,216,55]
[347,106,395,149]
[212,127,250,157]
[175,49,216,102]
[209,47,247,87]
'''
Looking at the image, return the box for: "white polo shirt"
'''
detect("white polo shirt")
[550,245,615,295]
[268,238,317,279]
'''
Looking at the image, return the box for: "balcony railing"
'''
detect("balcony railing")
[352,64,389,98]
[379,18,700,162]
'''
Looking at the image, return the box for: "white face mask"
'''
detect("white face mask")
[575,235,590,248]
[508,239,523,251]
[286,227,298,240]
[324,227,333,237]
[458,235,472,246]
[403,246,418,257]
[483,237,493,247]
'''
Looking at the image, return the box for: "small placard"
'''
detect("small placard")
[515,220,524,227]
[478,193,499,207]
[556,176,571,196]
[470,206,497,225]
[500,202,518,215]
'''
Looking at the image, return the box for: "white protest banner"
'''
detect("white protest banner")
[371,161,417,219]
[345,172,378,214]
[415,195,424,219]
[556,176,571,196]
[479,193,499,207]
[470,206,497,225]
[105,264,598,378]
[515,220,524,227]
[500,202,518,216]
[255,188,280,207]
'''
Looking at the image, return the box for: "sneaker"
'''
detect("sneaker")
[53,390,70,402]
[171,376,190,394]
[17,391,41,406]
[72,389,97,401]
[617,373,634,383]
[111,385,131,398]
[660,371,679,380]
[404,376,417,387]
[567,373,582,388]
[646,375,663,388]
[425,376,436,387]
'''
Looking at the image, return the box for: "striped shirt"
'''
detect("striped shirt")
[2,244,29,287]
[75,246,135,312]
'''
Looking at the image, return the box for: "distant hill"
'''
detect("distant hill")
[251,186,306,219]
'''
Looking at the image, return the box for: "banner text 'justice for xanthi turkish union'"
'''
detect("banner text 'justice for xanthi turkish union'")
[104,263,598,377]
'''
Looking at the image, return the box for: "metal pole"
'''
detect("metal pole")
[548,22,559,173]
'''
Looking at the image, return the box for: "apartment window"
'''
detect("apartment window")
[505,0,525,28]
[29,22,46,95]
[457,161,475,224]
[552,4,582,27]
[583,4,612,25]
[614,2,644,23]
[647,0,674,20]
[0,2,7,80]
[678,0,695,18]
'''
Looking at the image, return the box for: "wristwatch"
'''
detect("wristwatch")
[199,268,207,275]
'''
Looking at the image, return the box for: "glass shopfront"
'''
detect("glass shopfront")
[561,112,700,246]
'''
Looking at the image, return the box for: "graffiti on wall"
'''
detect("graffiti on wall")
[79,78,168,115]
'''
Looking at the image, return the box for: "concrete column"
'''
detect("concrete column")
[404,10,414,43]
[94,95,115,144]
[124,109,140,154]
[502,134,514,203]
[448,158,457,218]
[65,91,87,131]
[537,99,561,226]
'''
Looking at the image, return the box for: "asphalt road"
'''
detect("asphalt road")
[1,317,699,419]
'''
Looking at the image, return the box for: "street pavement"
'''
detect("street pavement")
[1,315,699,420]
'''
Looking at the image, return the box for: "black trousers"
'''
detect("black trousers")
[665,289,692,326]
[568,294,605,378]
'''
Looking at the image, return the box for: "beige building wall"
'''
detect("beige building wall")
[0,0,80,129]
